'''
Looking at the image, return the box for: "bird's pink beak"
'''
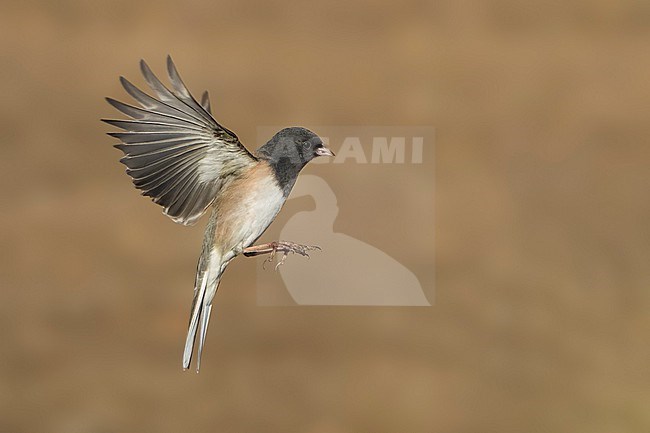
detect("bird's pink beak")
[316,147,335,157]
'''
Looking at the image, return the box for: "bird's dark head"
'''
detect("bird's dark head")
[257,127,334,167]
[257,127,335,196]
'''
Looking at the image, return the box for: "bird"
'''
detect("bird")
[103,56,335,372]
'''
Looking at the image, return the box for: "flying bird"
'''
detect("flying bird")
[103,56,335,372]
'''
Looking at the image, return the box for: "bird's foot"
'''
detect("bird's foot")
[243,241,321,270]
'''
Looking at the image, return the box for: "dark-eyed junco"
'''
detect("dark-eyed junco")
[103,56,335,372]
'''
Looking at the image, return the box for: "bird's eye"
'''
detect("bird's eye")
[302,141,312,150]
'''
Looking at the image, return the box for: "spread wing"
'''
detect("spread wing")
[103,56,256,226]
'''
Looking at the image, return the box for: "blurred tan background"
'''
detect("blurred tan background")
[1,1,649,432]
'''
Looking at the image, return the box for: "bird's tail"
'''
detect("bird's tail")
[183,216,223,372]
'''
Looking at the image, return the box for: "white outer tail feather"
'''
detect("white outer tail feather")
[183,248,222,372]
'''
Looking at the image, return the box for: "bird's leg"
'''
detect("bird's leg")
[243,241,321,270]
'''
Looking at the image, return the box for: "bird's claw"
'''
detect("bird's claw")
[261,241,321,270]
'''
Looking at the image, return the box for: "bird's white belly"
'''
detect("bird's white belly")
[218,170,286,253]
[240,181,285,247]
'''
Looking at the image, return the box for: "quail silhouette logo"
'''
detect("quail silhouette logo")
[256,126,434,306]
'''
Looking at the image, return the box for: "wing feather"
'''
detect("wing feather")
[108,131,190,144]
[119,76,205,126]
[104,56,256,226]
[103,119,205,133]
[114,137,202,157]
[105,97,203,128]
[200,91,212,114]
